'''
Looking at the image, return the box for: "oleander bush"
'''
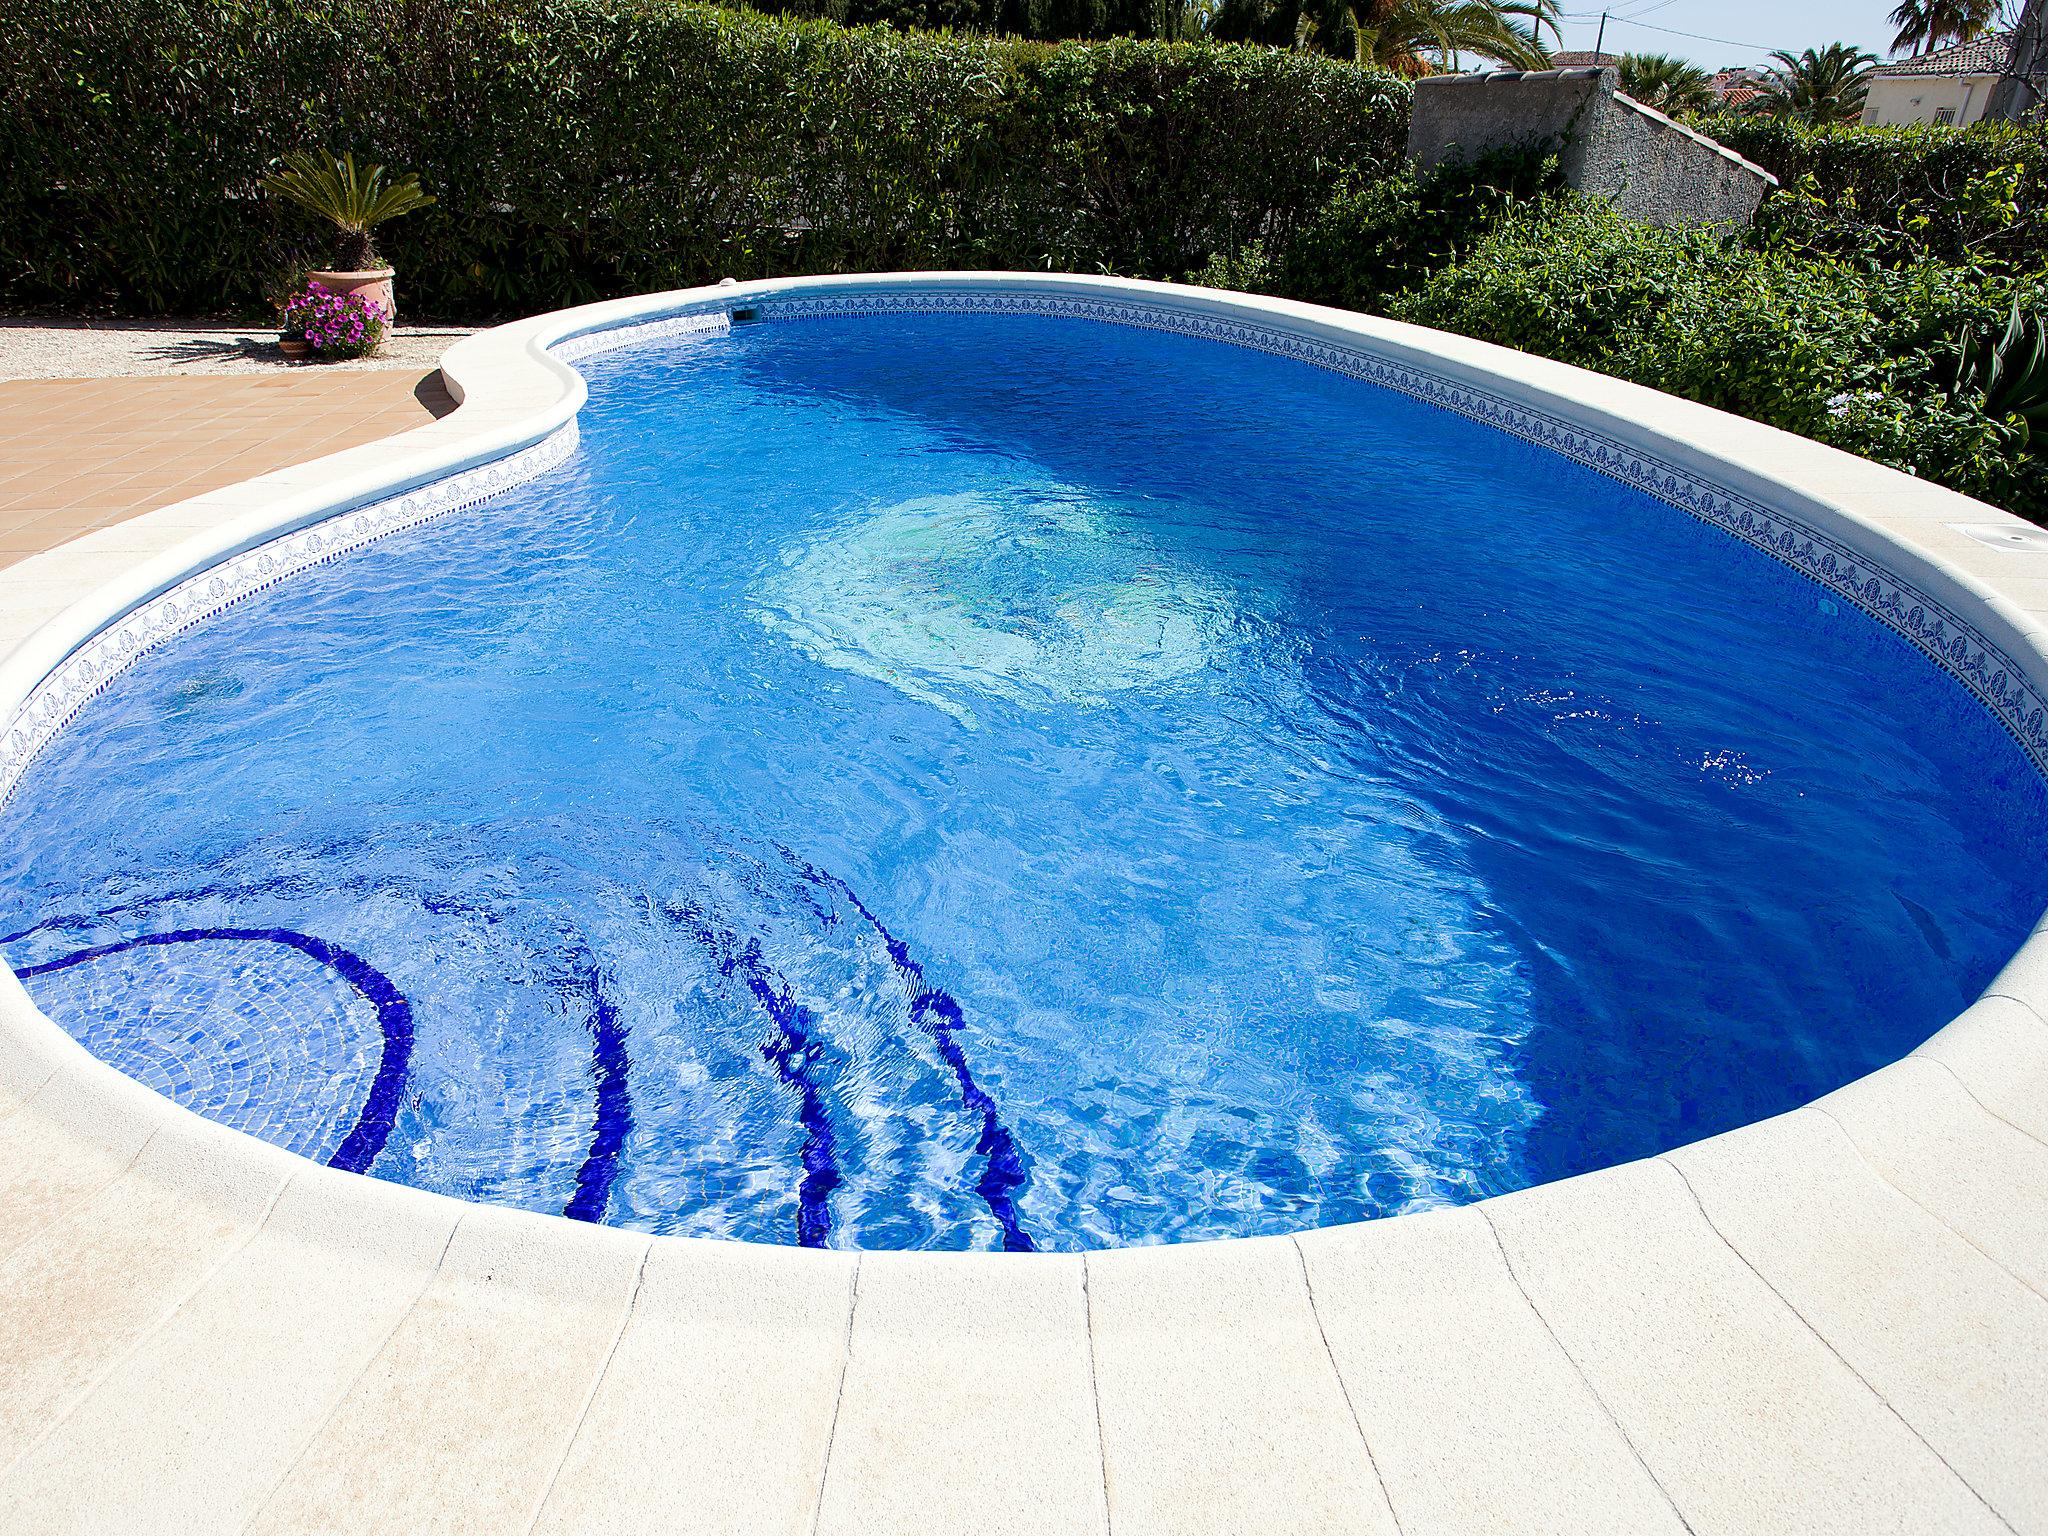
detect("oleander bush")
[1389,199,2048,522]
[0,0,1410,319]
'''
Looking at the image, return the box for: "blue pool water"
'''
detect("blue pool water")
[4,307,2045,1250]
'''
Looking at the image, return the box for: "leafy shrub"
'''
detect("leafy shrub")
[0,0,1410,320]
[1274,149,1561,312]
[1187,241,1277,293]
[1699,116,2048,270]
[1390,199,2046,522]
[759,0,1160,40]
[281,280,388,358]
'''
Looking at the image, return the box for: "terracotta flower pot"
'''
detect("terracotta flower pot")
[278,336,310,359]
[308,266,398,323]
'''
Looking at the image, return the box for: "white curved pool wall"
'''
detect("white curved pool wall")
[5,274,2048,1535]
[6,270,2048,1188]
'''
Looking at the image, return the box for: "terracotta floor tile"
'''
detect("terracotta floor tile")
[0,371,452,572]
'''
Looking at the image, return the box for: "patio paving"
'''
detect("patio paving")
[0,371,454,568]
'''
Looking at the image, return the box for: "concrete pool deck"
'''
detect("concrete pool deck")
[0,277,2045,1535]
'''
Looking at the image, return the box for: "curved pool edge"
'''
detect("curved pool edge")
[0,274,2044,1533]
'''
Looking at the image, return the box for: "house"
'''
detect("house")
[1707,67,1764,104]
[1862,30,2047,125]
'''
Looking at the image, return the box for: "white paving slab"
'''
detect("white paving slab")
[0,1169,456,1535]
[243,1206,648,1536]
[0,1069,150,1269]
[0,1020,56,1119]
[814,1250,1107,1536]
[1818,1059,2048,1300]
[531,1239,855,1536]
[1983,920,2048,1017]
[1296,1205,1688,1536]
[1485,1156,2006,1535]
[0,1116,289,1472]
[1672,1108,2048,1532]
[1086,1235,1398,1536]
[1914,995,2048,1146]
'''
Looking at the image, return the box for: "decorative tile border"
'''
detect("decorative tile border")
[552,308,731,363]
[0,424,579,807]
[759,289,2048,774]
[0,302,734,808]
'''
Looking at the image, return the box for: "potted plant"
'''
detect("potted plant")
[261,150,435,324]
[280,279,389,361]
[267,262,313,357]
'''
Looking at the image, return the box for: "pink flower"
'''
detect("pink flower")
[285,279,384,358]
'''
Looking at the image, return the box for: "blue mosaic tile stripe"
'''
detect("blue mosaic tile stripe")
[13,927,413,1173]
[6,879,632,1216]
[668,898,843,1247]
[559,946,633,1224]
[778,847,1037,1253]
[754,288,2048,777]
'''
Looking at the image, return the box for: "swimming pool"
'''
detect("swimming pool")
[5,282,2044,1252]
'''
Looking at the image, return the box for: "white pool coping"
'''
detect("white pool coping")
[1,273,2045,1535]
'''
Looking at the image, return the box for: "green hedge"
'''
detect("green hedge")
[0,0,1409,320]
[757,0,1162,43]
[1391,198,2046,522]
[1696,116,2048,268]
[1275,149,1560,315]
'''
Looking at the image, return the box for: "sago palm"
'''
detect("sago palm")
[262,150,436,271]
[1616,51,1715,115]
[1747,42,1879,124]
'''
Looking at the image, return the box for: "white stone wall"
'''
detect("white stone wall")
[1407,67,1775,228]
[1862,72,2000,126]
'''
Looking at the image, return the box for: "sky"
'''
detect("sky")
[1550,0,1900,72]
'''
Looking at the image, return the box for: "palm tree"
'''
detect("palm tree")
[1616,51,1715,115]
[1357,0,1558,71]
[1886,0,1995,57]
[1211,0,1558,71]
[1746,42,1880,124]
[1150,0,1217,37]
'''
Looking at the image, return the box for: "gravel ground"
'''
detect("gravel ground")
[0,317,475,380]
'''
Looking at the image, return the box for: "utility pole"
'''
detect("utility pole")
[1985,0,2045,120]
[1593,9,1608,58]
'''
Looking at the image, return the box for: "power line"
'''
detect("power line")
[1557,0,1681,19]
[1599,14,1779,52]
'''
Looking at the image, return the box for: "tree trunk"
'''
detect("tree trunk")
[1985,0,2045,119]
